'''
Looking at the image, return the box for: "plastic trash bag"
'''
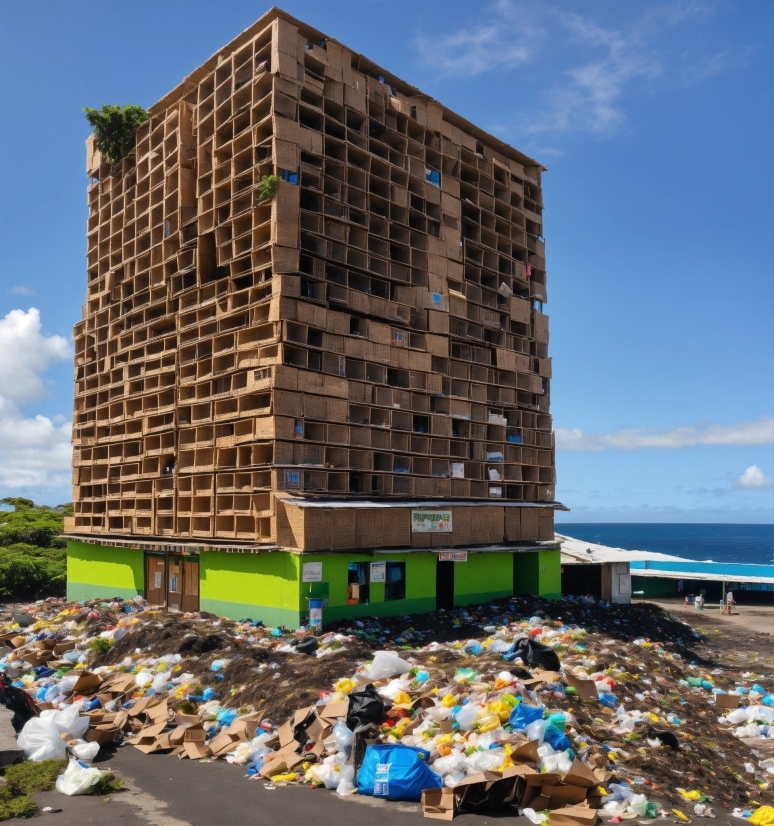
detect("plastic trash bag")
[43,705,90,739]
[70,741,100,763]
[357,744,441,801]
[364,651,412,680]
[55,759,105,796]
[510,703,545,731]
[505,637,561,671]
[347,683,388,731]
[336,764,355,795]
[18,717,68,762]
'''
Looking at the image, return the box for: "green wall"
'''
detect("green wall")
[513,549,561,601]
[631,576,677,599]
[67,541,144,602]
[454,552,514,605]
[199,551,300,627]
[296,552,436,623]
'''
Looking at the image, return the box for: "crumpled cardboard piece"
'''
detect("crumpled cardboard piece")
[564,673,599,701]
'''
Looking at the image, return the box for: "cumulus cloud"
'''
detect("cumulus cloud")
[417,0,744,140]
[8,285,35,296]
[0,308,72,492]
[0,308,70,404]
[556,416,774,452]
[0,398,72,489]
[733,465,774,490]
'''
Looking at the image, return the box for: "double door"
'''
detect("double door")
[145,553,199,612]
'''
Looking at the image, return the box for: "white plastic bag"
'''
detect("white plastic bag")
[364,651,412,680]
[17,717,67,762]
[336,764,355,795]
[55,759,105,796]
[70,741,100,763]
[43,705,90,739]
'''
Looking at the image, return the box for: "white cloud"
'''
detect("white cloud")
[0,308,70,404]
[8,285,35,296]
[0,308,73,495]
[0,397,72,489]
[733,465,774,490]
[417,0,743,140]
[415,20,538,77]
[556,416,774,452]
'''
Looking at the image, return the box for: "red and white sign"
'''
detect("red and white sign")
[438,551,468,562]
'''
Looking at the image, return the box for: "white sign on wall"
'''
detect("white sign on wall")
[411,510,452,533]
[370,562,386,582]
[302,562,323,582]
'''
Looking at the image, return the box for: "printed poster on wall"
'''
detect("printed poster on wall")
[438,551,467,562]
[370,562,386,582]
[302,562,323,582]
[411,510,452,533]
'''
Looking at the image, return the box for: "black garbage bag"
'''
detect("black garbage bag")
[506,637,561,672]
[649,729,680,751]
[346,683,389,731]
[293,637,319,656]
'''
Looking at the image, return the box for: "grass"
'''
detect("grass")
[0,760,124,819]
[0,759,66,820]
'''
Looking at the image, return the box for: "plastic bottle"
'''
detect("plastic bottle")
[333,718,354,755]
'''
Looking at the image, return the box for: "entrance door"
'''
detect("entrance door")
[145,554,166,606]
[168,557,182,612]
[181,558,200,613]
[436,559,455,610]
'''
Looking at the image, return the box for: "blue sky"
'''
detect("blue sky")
[0,0,772,521]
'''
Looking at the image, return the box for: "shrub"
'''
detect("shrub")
[257,174,281,201]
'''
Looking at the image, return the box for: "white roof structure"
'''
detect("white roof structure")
[557,534,686,566]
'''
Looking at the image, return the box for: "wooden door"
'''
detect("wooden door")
[168,557,182,612]
[181,558,200,613]
[145,555,166,606]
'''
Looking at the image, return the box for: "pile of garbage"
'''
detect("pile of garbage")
[1,595,772,819]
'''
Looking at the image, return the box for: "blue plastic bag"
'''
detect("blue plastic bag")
[357,744,441,801]
[509,703,545,731]
[543,723,571,751]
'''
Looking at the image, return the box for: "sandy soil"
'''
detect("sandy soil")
[635,598,774,636]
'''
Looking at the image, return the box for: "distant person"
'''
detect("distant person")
[726,590,734,614]
[695,594,704,610]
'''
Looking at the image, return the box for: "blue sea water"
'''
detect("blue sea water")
[555,523,774,565]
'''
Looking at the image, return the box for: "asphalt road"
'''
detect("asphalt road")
[9,742,527,826]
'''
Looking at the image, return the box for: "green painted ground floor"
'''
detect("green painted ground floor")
[67,540,561,627]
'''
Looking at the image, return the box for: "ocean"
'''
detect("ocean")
[554,523,774,565]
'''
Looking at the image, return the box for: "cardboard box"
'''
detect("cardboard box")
[714,693,740,709]
[549,805,599,826]
[422,787,456,820]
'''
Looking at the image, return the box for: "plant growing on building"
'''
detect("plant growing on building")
[83,104,149,165]
[257,174,281,201]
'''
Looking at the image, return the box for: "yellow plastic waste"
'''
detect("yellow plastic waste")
[477,713,500,733]
[678,788,705,802]
[749,806,774,826]
[335,678,357,695]
[271,772,297,782]
[671,809,690,822]
[441,693,457,708]
[487,701,513,722]
[393,691,412,706]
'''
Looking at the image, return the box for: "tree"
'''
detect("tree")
[83,104,149,165]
